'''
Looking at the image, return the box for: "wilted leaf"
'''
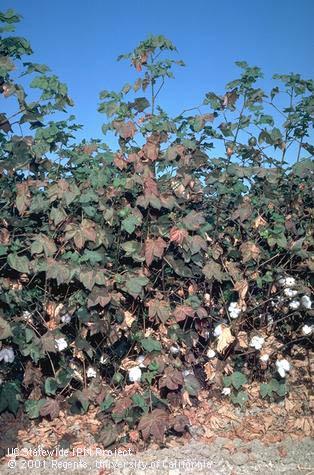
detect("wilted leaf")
[217,326,235,353]
[202,260,224,282]
[39,398,60,419]
[173,305,195,322]
[138,409,169,442]
[240,241,260,263]
[159,367,184,390]
[144,237,167,266]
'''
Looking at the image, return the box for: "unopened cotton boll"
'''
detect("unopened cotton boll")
[0,347,15,363]
[55,338,68,351]
[206,349,216,359]
[221,387,231,396]
[283,288,298,298]
[276,359,290,378]
[302,324,313,336]
[301,295,312,310]
[250,336,265,350]
[289,300,300,310]
[214,324,223,337]
[128,366,142,383]
[86,367,97,378]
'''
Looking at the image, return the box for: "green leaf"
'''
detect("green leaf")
[141,338,161,353]
[131,393,149,412]
[7,253,30,273]
[124,275,149,297]
[231,391,248,407]
[0,315,12,340]
[0,382,20,415]
[44,377,59,395]
[121,214,142,234]
[25,399,46,419]
[224,372,247,390]
[100,394,114,412]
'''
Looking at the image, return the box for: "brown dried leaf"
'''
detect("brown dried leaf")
[217,326,235,354]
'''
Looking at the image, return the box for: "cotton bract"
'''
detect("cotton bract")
[0,347,15,363]
[128,366,142,383]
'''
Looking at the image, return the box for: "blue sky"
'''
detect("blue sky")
[2,0,314,149]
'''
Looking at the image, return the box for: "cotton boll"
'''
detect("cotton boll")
[170,346,180,356]
[260,353,269,363]
[86,367,97,378]
[128,366,142,383]
[302,325,313,336]
[250,336,265,350]
[301,295,312,310]
[0,347,15,363]
[22,311,33,322]
[55,338,68,352]
[289,300,300,310]
[61,313,71,324]
[283,288,298,298]
[277,276,296,288]
[228,302,241,319]
[276,359,290,378]
[214,324,223,337]
[284,277,296,288]
[182,369,194,377]
[221,387,231,396]
[206,349,216,359]
[136,355,146,368]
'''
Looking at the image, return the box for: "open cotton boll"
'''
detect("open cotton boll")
[0,347,15,363]
[128,366,142,383]
[55,338,68,351]
[250,336,265,350]
[283,288,298,298]
[228,302,241,319]
[277,276,296,288]
[260,353,269,363]
[61,313,71,324]
[86,367,97,378]
[302,324,313,336]
[136,355,146,368]
[206,348,216,358]
[214,324,223,337]
[221,387,231,396]
[289,300,300,310]
[22,311,33,322]
[301,295,312,310]
[276,359,290,378]
[170,346,180,355]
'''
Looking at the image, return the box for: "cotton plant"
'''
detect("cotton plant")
[0,347,15,363]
